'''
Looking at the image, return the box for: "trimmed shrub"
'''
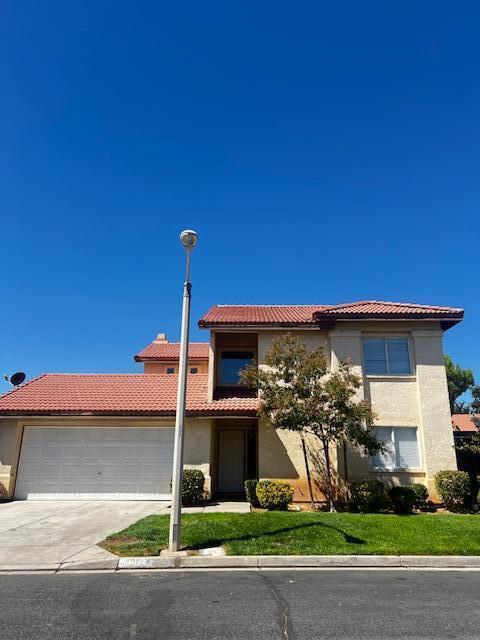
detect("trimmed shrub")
[244,479,260,507]
[256,480,294,510]
[350,479,386,513]
[182,469,205,506]
[435,470,471,511]
[410,483,429,510]
[389,485,416,514]
[0,482,7,499]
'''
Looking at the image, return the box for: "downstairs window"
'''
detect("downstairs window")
[371,427,420,470]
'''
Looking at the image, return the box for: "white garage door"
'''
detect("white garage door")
[15,426,174,500]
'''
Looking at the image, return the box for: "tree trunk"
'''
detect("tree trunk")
[323,437,336,512]
[343,440,349,484]
[301,431,315,509]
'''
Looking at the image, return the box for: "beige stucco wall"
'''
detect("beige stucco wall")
[0,416,213,500]
[258,330,328,364]
[184,418,213,496]
[207,331,216,402]
[255,321,455,502]
[413,330,457,497]
[257,418,340,501]
[0,419,18,496]
[330,322,455,500]
[144,361,208,374]
[257,330,334,501]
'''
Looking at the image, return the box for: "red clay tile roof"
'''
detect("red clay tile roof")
[0,374,258,417]
[135,342,209,362]
[198,305,331,327]
[314,300,464,319]
[452,414,479,432]
[198,301,464,328]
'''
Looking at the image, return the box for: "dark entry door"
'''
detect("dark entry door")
[217,430,245,494]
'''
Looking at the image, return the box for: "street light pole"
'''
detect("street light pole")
[169,229,198,552]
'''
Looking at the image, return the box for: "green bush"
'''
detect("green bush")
[182,469,205,506]
[389,486,416,514]
[244,479,260,507]
[410,483,429,510]
[256,480,294,510]
[349,479,386,512]
[435,470,472,511]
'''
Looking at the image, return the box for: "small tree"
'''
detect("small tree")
[444,355,474,413]
[241,334,381,512]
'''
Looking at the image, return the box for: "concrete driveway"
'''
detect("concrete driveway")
[0,501,169,568]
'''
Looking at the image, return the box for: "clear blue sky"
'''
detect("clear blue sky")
[1,1,479,394]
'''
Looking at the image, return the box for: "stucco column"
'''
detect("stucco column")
[184,418,213,498]
[207,331,216,402]
[329,329,363,388]
[329,329,367,480]
[413,330,457,490]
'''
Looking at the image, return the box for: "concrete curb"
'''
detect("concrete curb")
[3,555,480,572]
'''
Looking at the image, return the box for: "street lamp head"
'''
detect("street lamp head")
[180,229,198,250]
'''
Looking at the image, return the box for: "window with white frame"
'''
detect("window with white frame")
[371,427,420,470]
[363,337,411,375]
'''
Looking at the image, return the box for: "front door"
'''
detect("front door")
[217,429,246,495]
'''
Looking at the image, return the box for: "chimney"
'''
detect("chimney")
[153,333,168,344]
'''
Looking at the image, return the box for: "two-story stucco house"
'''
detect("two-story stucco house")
[0,300,464,502]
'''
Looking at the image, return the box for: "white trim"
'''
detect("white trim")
[366,375,416,381]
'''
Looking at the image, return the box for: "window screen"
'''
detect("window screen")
[363,338,411,375]
[371,427,420,469]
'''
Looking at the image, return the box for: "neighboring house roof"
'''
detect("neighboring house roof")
[452,414,479,433]
[198,301,464,329]
[0,374,258,417]
[135,342,209,362]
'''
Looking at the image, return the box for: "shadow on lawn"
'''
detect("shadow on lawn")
[185,520,365,550]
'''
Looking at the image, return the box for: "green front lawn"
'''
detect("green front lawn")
[101,511,480,557]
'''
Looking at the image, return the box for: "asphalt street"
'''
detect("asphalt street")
[1,569,479,640]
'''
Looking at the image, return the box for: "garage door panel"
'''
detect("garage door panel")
[143,429,172,444]
[142,446,162,461]
[101,465,121,480]
[121,464,138,480]
[121,429,141,443]
[23,428,45,444]
[45,429,72,443]
[15,426,174,500]
[21,445,43,461]
[19,461,42,480]
[84,430,105,443]
[41,446,64,460]
[102,446,124,460]
[60,463,82,480]
[124,447,142,461]
[63,446,87,460]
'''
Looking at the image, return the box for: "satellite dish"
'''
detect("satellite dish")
[4,372,26,387]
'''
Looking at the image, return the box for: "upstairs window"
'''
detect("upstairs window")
[190,367,198,374]
[166,367,175,374]
[363,337,411,375]
[219,351,254,385]
[371,427,420,470]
